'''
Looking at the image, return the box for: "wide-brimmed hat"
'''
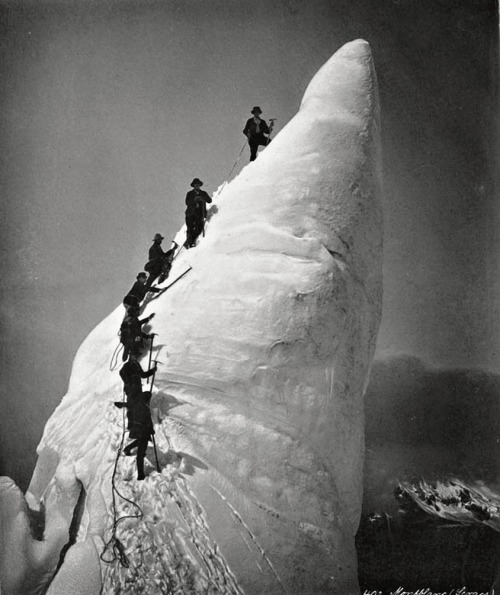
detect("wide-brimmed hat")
[190,178,203,187]
[251,106,262,115]
[152,233,164,241]
[136,272,147,280]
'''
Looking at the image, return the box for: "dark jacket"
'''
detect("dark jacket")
[129,392,154,439]
[125,281,160,305]
[145,242,175,276]
[120,313,153,346]
[119,360,155,400]
[243,117,270,138]
[185,189,212,220]
[148,242,169,263]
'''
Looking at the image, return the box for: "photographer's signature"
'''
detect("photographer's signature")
[364,588,492,595]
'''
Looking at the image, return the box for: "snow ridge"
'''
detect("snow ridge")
[0,39,382,595]
[101,408,242,594]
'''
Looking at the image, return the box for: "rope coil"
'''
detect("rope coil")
[100,391,144,568]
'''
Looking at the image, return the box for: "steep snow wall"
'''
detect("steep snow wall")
[0,39,382,595]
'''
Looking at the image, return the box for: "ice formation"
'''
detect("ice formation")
[0,39,382,594]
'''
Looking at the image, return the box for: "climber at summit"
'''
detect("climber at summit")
[184,178,212,249]
[145,234,178,287]
[123,272,161,311]
[123,390,155,481]
[119,305,155,361]
[243,106,273,161]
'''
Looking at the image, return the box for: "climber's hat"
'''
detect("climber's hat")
[251,106,262,115]
[136,272,147,280]
[153,233,164,241]
[190,178,203,187]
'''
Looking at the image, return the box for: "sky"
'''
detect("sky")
[0,0,498,491]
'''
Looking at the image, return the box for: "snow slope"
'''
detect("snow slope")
[0,39,382,595]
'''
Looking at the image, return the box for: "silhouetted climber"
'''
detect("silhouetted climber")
[145,234,178,287]
[123,272,161,311]
[184,178,212,249]
[116,353,157,422]
[123,390,155,481]
[243,106,273,161]
[120,305,155,361]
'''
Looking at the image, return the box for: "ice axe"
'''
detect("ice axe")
[148,352,162,473]
[160,266,192,295]
[149,343,164,395]
[147,333,157,385]
[151,432,161,473]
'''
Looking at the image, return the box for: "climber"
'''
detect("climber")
[118,353,156,401]
[184,178,212,249]
[243,106,273,161]
[157,240,178,284]
[123,390,155,481]
[123,272,162,311]
[145,234,178,287]
[119,305,155,361]
[116,354,157,426]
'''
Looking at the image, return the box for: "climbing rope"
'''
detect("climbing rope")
[100,390,144,568]
[226,139,248,182]
[210,140,248,203]
[109,336,124,371]
[211,120,276,205]
[103,166,198,568]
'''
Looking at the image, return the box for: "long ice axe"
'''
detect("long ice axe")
[160,267,192,295]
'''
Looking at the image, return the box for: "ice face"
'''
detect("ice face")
[0,39,382,595]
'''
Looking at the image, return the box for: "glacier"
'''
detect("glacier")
[0,39,382,595]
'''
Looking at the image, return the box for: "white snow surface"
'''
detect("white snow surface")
[0,39,382,595]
